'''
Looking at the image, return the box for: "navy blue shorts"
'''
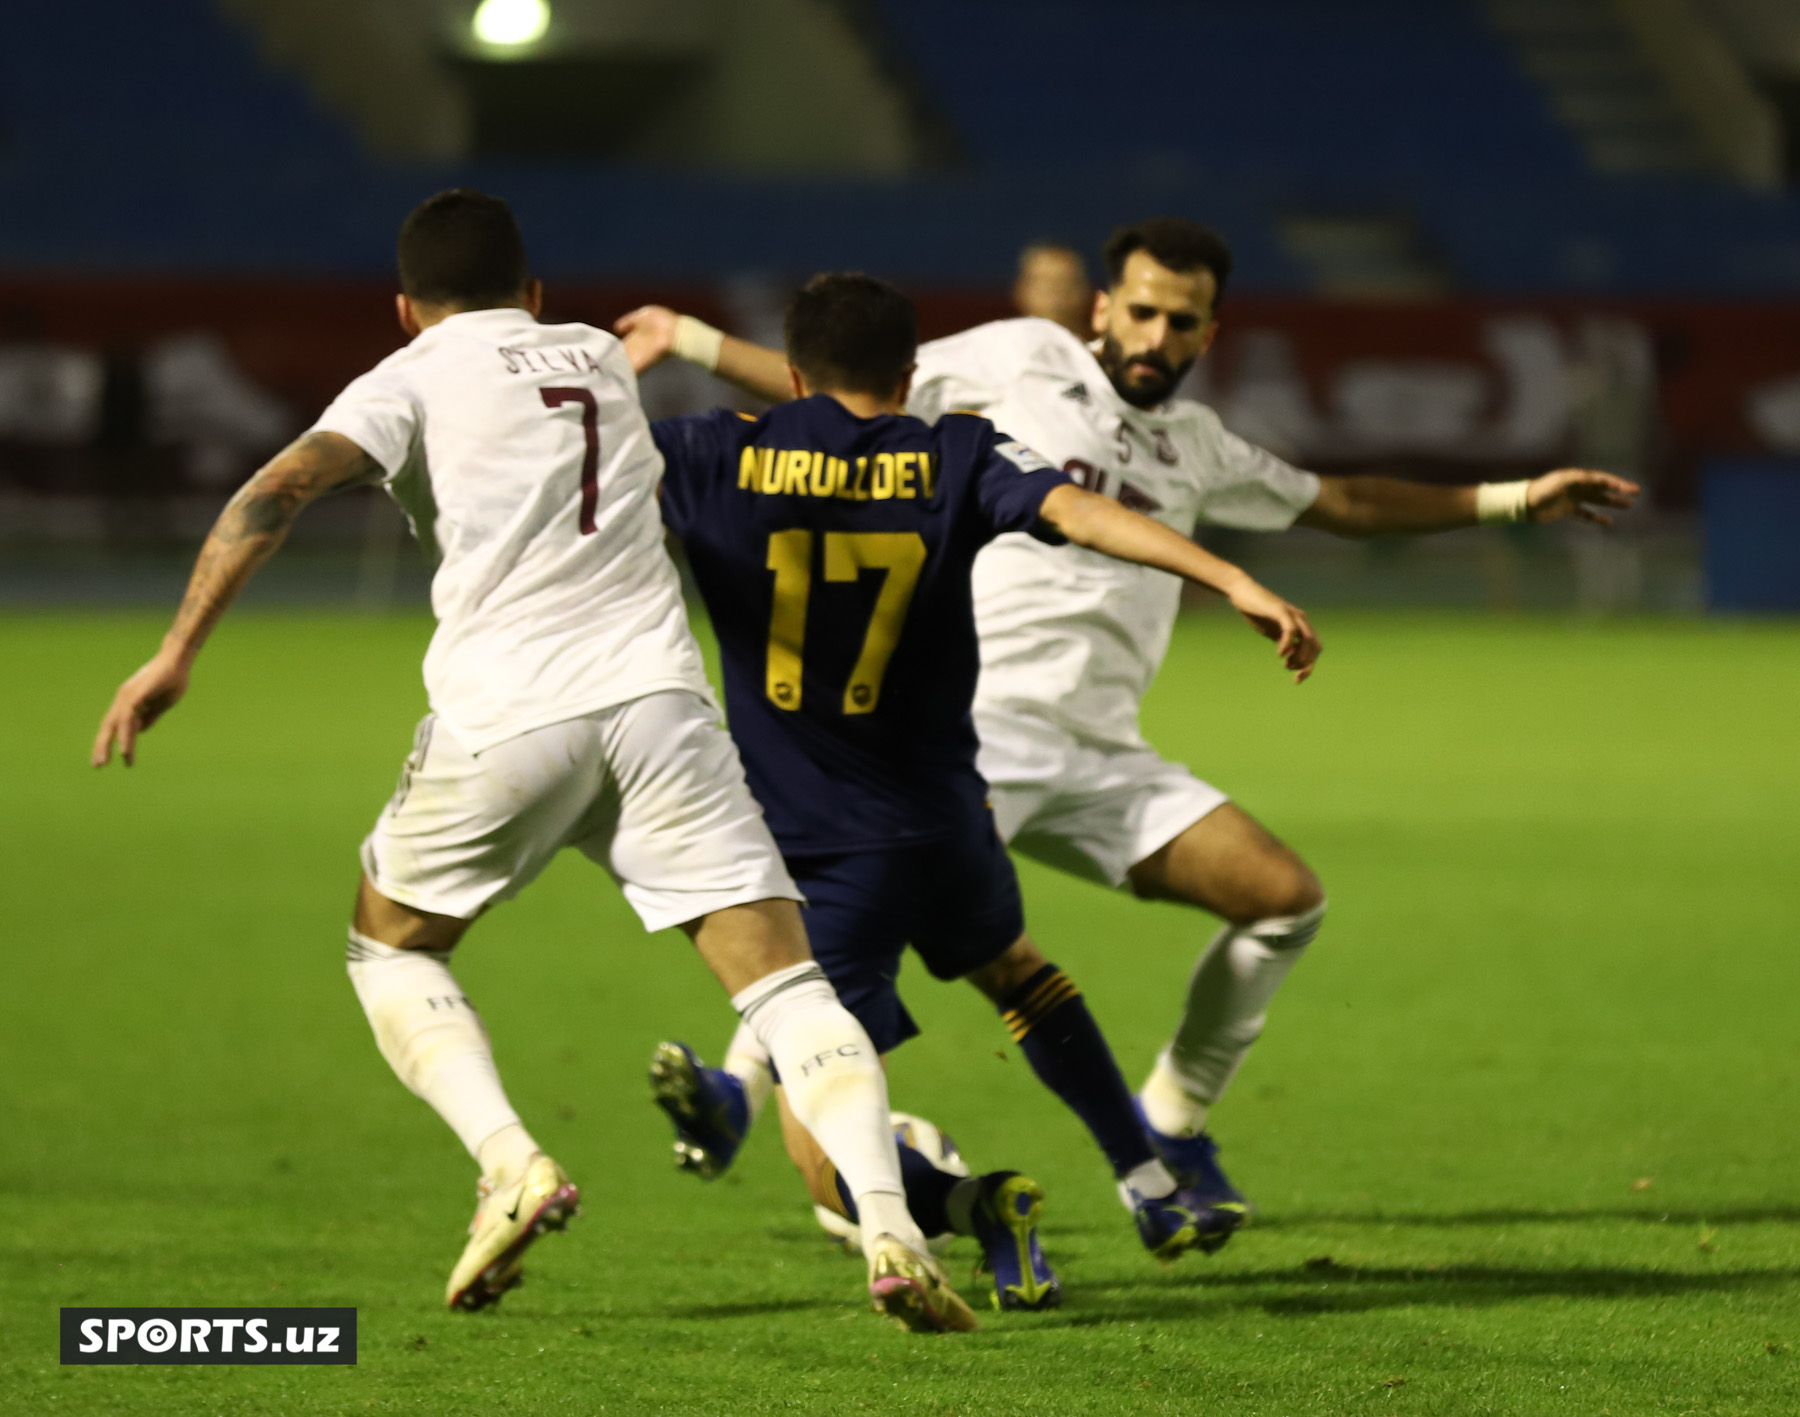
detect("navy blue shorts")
[788,815,1025,1056]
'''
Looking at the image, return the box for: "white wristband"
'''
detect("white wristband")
[671,315,725,373]
[1475,480,1532,525]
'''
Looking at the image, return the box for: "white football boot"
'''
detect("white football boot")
[866,1233,979,1333]
[445,1153,580,1311]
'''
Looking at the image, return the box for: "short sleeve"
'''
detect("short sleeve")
[1196,424,1321,532]
[970,425,1072,543]
[651,411,736,537]
[310,365,420,478]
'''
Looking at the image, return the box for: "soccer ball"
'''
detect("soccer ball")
[813,1111,970,1255]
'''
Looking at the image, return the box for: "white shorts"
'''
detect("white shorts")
[976,708,1229,889]
[361,690,801,933]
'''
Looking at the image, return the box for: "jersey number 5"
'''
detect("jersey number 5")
[541,387,600,534]
[765,530,926,715]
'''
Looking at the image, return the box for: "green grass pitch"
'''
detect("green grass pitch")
[4,608,1799,1416]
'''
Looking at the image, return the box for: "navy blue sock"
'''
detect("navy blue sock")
[998,963,1155,1179]
[831,1142,960,1238]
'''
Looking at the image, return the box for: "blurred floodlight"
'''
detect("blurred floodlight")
[472,0,550,48]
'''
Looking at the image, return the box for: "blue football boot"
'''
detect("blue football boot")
[1135,1100,1251,1255]
[1126,1187,1206,1260]
[968,1171,1060,1311]
[649,1041,748,1180]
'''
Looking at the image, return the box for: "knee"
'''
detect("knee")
[1227,855,1324,928]
[1243,880,1327,953]
[1273,863,1326,921]
[965,934,1046,1003]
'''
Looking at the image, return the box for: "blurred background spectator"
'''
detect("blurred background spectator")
[1013,244,1094,338]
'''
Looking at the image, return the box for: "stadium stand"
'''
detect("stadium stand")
[4,0,1800,291]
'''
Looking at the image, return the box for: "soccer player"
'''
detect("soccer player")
[90,190,979,1333]
[617,217,1640,1250]
[640,272,1319,1292]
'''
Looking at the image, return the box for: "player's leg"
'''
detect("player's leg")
[593,692,973,1330]
[349,880,542,1187]
[986,723,1312,1250]
[1129,802,1326,1144]
[778,837,1060,1309]
[780,1086,1061,1312]
[352,713,600,1309]
[963,935,1201,1260]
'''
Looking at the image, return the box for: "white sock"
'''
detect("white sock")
[475,1122,540,1190]
[721,1020,775,1122]
[346,930,539,1182]
[1141,903,1327,1138]
[731,962,924,1258]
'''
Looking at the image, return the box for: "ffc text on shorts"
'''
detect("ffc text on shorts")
[60,1308,357,1365]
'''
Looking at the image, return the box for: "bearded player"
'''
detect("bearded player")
[92,189,978,1332]
[617,216,1639,1249]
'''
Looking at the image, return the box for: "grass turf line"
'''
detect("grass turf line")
[3,609,1797,1415]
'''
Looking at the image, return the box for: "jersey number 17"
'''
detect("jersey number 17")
[764,530,926,716]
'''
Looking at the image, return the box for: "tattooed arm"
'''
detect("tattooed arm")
[92,431,383,766]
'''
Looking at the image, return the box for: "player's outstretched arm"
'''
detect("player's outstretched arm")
[1298,468,1641,537]
[613,306,792,404]
[91,431,381,767]
[1038,483,1320,683]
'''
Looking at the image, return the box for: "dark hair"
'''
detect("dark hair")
[397,189,530,308]
[784,272,917,396]
[1101,217,1233,301]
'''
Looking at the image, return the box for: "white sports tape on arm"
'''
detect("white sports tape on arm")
[1476,480,1532,525]
[672,315,725,372]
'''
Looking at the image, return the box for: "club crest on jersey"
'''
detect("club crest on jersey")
[1152,430,1178,465]
[1060,382,1090,404]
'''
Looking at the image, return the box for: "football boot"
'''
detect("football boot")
[1125,1187,1205,1261]
[1135,1101,1252,1255]
[446,1153,579,1311]
[867,1233,980,1333]
[649,1040,749,1180]
[967,1171,1060,1311]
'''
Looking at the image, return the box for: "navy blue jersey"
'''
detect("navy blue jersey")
[656,395,1070,854]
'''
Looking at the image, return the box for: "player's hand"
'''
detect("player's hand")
[92,649,190,767]
[613,305,680,375]
[1526,468,1641,526]
[1225,578,1321,684]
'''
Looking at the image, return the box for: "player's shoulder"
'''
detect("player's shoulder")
[1165,395,1230,443]
[924,406,997,450]
[920,316,1083,370]
[653,403,762,458]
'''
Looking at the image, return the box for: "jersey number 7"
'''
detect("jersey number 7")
[765,530,926,715]
[541,387,600,534]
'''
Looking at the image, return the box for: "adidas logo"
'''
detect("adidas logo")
[1060,382,1089,404]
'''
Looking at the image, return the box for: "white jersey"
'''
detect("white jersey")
[312,307,712,755]
[909,317,1320,747]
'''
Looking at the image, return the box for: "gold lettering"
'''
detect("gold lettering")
[809,452,834,497]
[919,452,937,499]
[894,452,917,499]
[852,457,871,501]
[738,447,760,490]
[782,450,811,496]
[825,456,849,498]
[759,447,780,495]
[871,453,896,500]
